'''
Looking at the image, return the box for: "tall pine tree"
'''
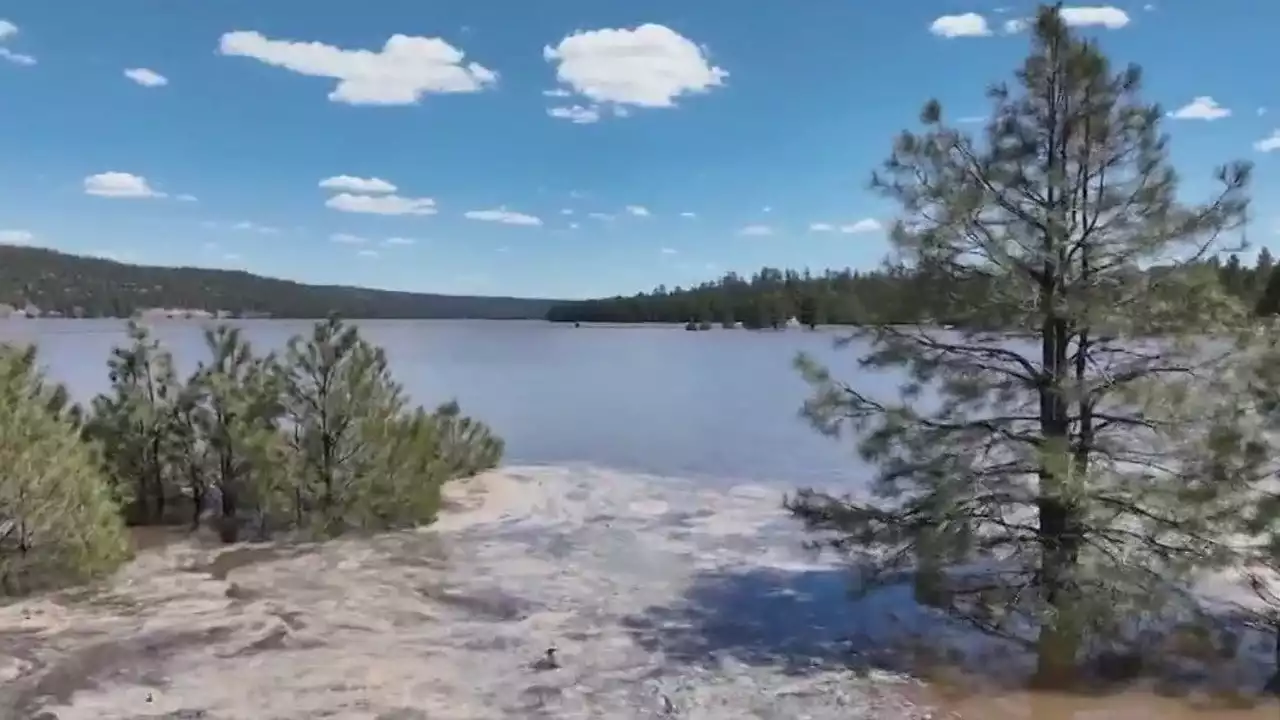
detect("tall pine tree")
[788,5,1259,687]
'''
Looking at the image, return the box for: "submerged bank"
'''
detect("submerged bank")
[0,465,930,719]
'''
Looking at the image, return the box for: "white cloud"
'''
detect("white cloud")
[568,222,580,229]
[464,208,543,226]
[357,249,380,258]
[1255,130,1280,153]
[587,212,614,221]
[175,193,198,202]
[547,105,601,124]
[0,229,34,245]
[543,88,572,98]
[738,224,773,236]
[222,252,242,261]
[625,205,651,217]
[930,13,991,38]
[84,172,165,199]
[383,236,416,245]
[1259,107,1268,117]
[124,68,168,87]
[0,47,35,66]
[331,233,367,244]
[0,20,34,66]
[1002,18,1029,34]
[560,208,574,215]
[660,247,677,255]
[218,31,497,106]
[319,175,397,194]
[543,24,726,122]
[325,192,437,216]
[232,221,280,235]
[1169,96,1231,121]
[999,7,1130,35]
[680,211,697,218]
[842,218,883,234]
[810,218,883,234]
[1060,6,1130,29]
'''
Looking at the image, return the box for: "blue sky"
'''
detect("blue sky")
[0,1,1278,299]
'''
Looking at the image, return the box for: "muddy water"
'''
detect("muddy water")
[923,687,1280,719]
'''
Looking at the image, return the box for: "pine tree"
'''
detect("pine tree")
[87,321,183,525]
[0,344,129,595]
[787,5,1257,688]
[186,325,287,541]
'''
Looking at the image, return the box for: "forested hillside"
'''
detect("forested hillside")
[547,249,1280,327]
[0,245,558,319]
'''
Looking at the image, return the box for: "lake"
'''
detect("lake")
[0,318,868,492]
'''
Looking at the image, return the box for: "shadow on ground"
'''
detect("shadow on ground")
[622,565,880,675]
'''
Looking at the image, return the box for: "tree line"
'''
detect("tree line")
[0,316,503,596]
[0,244,557,320]
[545,250,1280,327]
[783,5,1280,696]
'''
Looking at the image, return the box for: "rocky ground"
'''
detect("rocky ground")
[0,465,937,720]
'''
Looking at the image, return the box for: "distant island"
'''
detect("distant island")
[544,253,1280,327]
[0,245,560,320]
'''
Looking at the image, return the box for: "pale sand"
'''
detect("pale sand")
[0,465,932,720]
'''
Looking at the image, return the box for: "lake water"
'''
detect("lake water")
[0,318,869,493]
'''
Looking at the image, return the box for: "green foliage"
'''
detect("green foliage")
[0,345,129,596]
[545,256,1271,328]
[86,321,185,525]
[276,316,502,537]
[0,315,504,597]
[787,5,1264,688]
[0,243,557,319]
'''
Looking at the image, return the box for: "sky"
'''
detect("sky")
[1,1,1279,300]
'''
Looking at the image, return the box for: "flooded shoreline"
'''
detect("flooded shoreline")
[1,464,1277,719]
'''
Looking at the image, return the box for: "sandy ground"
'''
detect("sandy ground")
[0,465,933,720]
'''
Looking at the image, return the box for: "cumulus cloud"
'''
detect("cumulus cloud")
[84,172,165,199]
[1169,96,1231,121]
[547,105,601,124]
[625,205,651,217]
[325,193,437,216]
[680,211,697,218]
[383,236,416,245]
[1002,18,1029,34]
[232,221,281,235]
[543,24,726,123]
[218,31,497,105]
[330,233,367,244]
[0,20,35,66]
[810,218,883,234]
[956,6,1130,38]
[0,229,34,245]
[738,225,773,237]
[1060,6,1130,28]
[1255,130,1280,153]
[464,208,543,226]
[124,68,168,87]
[930,13,991,37]
[319,175,397,193]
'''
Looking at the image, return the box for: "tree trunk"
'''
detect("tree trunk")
[219,483,239,544]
